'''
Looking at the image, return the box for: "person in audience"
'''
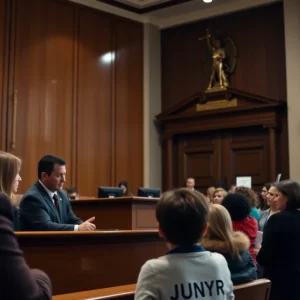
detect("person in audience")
[235,186,260,222]
[118,181,133,196]
[228,184,236,193]
[19,155,96,231]
[0,192,52,299]
[213,187,228,204]
[0,151,22,230]
[257,179,300,300]
[258,184,280,231]
[260,183,271,211]
[185,177,195,190]
[256,191,265,211]
[222,193,258,263]
[206,186,215,203]
[66,187,79,200]
[135,188,234,300]
[202,204,257,284]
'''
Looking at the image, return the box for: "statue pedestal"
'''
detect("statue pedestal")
[202,86,232,102]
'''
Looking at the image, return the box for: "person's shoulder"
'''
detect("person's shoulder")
[0,192,13,221]
[57,189,68,201]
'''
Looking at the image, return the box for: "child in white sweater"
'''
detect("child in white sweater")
[135,188,234,300]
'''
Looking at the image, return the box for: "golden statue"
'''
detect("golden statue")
[199,29,237,91]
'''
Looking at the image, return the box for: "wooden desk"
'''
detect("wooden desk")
[70,197,159,230]
[16,230,166,295]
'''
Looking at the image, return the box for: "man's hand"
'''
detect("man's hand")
[78,217,96,231]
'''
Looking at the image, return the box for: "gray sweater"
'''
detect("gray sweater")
[135,250,234,300]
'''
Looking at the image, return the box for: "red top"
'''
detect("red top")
[232,217,258,263]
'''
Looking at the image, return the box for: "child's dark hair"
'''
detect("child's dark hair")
[156,188,209,246]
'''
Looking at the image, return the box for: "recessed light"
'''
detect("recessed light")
[203,0,213,3]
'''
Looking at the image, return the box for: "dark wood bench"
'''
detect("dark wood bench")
[53,279,271,300]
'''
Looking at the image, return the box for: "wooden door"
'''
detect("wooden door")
[7,0,75,193]
[76,7,113,197]
[176,127,269,193]
[176,132,222,193]
[222,128,269,191]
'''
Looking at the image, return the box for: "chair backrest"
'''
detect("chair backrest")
[233,278,271,300]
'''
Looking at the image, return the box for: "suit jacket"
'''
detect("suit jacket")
[0,192,52,299]
[19,182,82,231]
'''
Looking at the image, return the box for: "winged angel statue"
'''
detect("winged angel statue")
[199,29,237,90]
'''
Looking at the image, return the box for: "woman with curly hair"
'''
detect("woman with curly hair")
[235,186,260,222]
[222,192,258,263]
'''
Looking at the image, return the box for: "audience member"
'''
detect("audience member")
[235,186,260,222]
[185,177,195,190]
[202,204,257,284]
[228,184,236,193]
[135,188,234,300]
[259,184,280,231]
[256,192,265,211]
[19,155,96,231]
[206,186,215,203]
[213,188,228,204]
[66,187,78,200]
[118,181,133,196]
[222,193,258,263]
[260,183,271,211]
[257,179,300,300]
[0,192,52,299]
[0,151,22,230]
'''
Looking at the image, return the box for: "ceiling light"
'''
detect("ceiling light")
[203,0,212,3]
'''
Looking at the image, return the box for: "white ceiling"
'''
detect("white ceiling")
[71,0,281,28]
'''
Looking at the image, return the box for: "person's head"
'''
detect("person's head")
[0,151,22,205]
[38,155,66,192]
[186,177,195,189]
[66,187,78,200]
[118,181,130,195]
[206,186,215,203]
[156,188,209,247]
[261,183,271,201]
[274,179,300,211]
[228,184,236,193]
[256,192,265,210]
[266,184,278,210]
[206,204,241,260]
[235,186,258,208]
[213,188,228,204]
[222,192,251,221]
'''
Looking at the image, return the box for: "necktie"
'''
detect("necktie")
[53,194,60,214]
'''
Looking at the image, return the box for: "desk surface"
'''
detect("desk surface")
[70,197,159,204]
[17,230,166,295]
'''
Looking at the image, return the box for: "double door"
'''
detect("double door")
[175,127,270,193]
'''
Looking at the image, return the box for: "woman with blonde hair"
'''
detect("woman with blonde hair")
[202,204,257,284]
[0,151,22,229]
[212,187,228,204]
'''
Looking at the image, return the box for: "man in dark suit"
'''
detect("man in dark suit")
[0,192,52,299]
[19,155,95,231]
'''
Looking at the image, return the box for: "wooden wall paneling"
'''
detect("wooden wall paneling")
[76,7,113,197]
[0,0,10,149]
[7,0,75,193]
[161,2,286,111]
[114,19,143,195]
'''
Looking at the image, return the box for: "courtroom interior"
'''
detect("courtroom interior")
[0,0,300,299]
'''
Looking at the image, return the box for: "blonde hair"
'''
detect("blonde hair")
[207,204,241,260]
[207,186,215,195]
[0,151,21,205]
[213,188,228,202]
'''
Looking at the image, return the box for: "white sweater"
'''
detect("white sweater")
[135,250,234,300]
